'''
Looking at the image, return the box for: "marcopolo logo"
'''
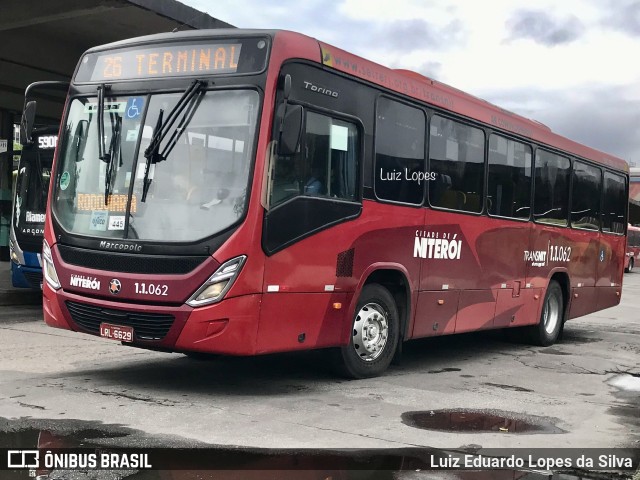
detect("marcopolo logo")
[7,450,39,469]
[70,274,101,291]
[99,241,143,252]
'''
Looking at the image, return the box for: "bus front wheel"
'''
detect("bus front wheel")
[335,283,399,379]
[626,258,634,273]
[528,280,564,346]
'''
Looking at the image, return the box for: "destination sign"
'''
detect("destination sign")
[77,193,137,213]
[89,43,241,81]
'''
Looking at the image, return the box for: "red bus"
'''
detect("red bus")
[40,30,629,378]
[625,225,640,272]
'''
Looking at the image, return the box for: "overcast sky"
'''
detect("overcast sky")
[184,0,640,166]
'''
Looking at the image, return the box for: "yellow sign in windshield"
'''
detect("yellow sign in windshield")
[77,193,137,213]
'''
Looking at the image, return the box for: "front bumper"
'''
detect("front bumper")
[43,283,262,355]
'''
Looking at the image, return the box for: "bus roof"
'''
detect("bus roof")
[77,28,628,173]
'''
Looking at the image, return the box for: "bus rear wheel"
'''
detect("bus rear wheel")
[626,258,634,273]
[528,280,564,346]
[335,284,399,379]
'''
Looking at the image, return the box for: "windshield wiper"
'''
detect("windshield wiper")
[104,114,122,204]
[97,84,110,163]
[141,79,205,202]
[97,84,122,205]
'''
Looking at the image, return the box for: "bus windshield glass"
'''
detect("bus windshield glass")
[14,137,55,239]
[52,89,259,242]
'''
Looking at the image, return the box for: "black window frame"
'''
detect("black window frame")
[427,113,486,215]
[269,103,364,209]
[532,147,572,228]
[601,170,627,236]
[373,94,427,207]
[569,159,603,232]
[486,132,533,222]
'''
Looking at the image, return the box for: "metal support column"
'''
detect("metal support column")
[0,110,15,261]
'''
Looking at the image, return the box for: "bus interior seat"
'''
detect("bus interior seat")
[464,193,481,212]
[440,190,466,210]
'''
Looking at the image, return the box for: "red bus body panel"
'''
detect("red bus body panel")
[42,30,627,358]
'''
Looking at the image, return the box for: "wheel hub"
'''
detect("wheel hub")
[352,303,388,362]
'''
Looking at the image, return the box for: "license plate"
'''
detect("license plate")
[100,323,134,342]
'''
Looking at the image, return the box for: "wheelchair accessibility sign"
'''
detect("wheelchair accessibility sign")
[126,97,144,119]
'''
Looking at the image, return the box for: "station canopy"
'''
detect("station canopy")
[0,0,233,124]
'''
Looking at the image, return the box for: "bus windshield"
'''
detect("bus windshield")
[52,89,259,242]
[14,139,54,240]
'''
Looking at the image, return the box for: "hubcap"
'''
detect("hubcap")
[352,302,389,362]
[543,292,560,335]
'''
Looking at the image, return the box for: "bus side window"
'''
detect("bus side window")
[428,115,484,212]
[374,97,425,205]
[570,161,601,230]
[270,111,358,207]
[534,150,571,226]
[602,172,627,234]
[487,134,532,219]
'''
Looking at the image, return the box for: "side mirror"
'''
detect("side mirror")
[277,104,303,156]
[20,101,37,146]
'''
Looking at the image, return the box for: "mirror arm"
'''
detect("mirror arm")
[278,74,292,137]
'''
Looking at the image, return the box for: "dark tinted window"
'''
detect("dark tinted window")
[429,116,484,212]
[602,172,627,234]
[487,134,532,219]
[533,149,571,225]
[270,111,358,207]
[374,97,425,204]
[571,161,602,230]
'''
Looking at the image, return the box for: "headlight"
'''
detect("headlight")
[186,255,246,307]
[9,239,19,264]
[42,239,61,290]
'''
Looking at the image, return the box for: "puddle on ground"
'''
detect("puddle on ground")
[607,373,640,392]
[1,417,627,480]
[0,417,440,479]
[401,409,565,434]
[607,373,640,445]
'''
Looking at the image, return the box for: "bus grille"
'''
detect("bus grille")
[66,301,175,341]
[58,245,207,275]
[23,271,43,289]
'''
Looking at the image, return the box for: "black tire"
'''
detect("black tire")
[625,258,634,273]
[335,284,400,379]
[526,280,564,346]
